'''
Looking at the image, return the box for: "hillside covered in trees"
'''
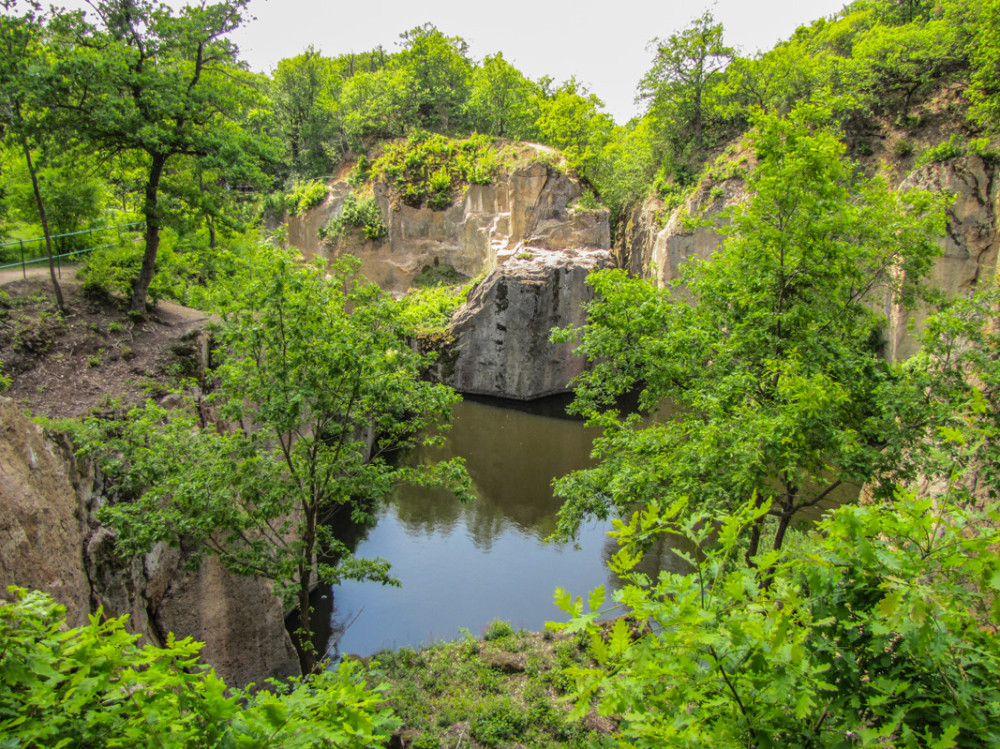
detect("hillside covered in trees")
[2,0,1000,746]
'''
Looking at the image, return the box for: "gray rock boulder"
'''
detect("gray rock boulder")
[444,248,614,400]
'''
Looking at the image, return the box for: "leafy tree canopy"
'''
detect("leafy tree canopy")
[552,101,944,560]
[84,245,472,671]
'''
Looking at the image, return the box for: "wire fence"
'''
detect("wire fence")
[0,221,144,279]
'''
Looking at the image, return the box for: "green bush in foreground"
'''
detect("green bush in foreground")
[554,494,1000,747]
[0,587,398,748]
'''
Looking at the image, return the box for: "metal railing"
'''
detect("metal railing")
[0,221,144,278]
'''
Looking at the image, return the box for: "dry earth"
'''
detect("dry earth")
[0,268,211,420]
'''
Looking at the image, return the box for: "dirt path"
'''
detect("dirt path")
[0,264,212,325]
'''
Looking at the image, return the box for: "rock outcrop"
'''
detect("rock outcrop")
[0,399,91,628]
[614,176,745,289]
[617,154,999,358]
[441,248,614,400]
[889,155,1000,359]
[287,160,611,295]
[0,398,300,688]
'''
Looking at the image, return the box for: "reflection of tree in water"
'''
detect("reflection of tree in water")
[387,398,597,550]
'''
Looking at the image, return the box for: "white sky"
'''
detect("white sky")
[52,0,850,124]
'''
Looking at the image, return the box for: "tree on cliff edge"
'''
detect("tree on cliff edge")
[86,246,472,672]
[552,99,944,561]
[44,0,260,314]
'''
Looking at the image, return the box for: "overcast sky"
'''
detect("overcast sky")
[53,0,850,124]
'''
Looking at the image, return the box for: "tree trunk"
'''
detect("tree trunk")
[745,515,763,568]
[296,503,318,673]
[130,152,167,314]
[22,142,64,311]
[297,565,315,673]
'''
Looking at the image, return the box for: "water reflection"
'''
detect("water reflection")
[391,395,599,546]
[325,395,637,658]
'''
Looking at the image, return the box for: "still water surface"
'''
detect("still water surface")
[322,395,686,658]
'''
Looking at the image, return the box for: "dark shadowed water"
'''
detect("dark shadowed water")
[319,395,690,658]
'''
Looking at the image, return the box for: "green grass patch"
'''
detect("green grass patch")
[398,266,474,336]
[369,628,605,749]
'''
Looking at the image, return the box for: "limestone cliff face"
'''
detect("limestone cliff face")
[614,176,745,289]
[442,248,614,400]
[617,154,999,358]
[0,399,300,688]
[287,162,611,295]
[0,399,91,627]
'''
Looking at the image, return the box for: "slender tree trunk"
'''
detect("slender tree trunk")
[21,142,64,311]
[771,508,794,553]
[745,516,763,568]
[297,564,315,673]
[131,152,167,314]
[297,503,318,673]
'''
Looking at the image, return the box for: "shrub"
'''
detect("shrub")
[893,137,914,157]
[916,134,965,166]
[483,619,515,641]
[0,587,400,747]
[349,155,372,187]
[320,194,387,242]
[290,180,329,215]
[470,700,527,746]
[373,132,498,210]
[969,136,999,162]
[79,232,201,308]
[399,283,469,337]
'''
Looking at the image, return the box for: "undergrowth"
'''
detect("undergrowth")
[370,625,611,748]
[372,132,499,209]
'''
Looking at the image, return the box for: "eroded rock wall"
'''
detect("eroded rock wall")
[0,398,300,688]
[617,155,999,358]
[287,162,610,295]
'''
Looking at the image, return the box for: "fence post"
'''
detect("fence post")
[19,240,25,279]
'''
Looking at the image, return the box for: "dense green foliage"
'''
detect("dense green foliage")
[320,193,388,242]
[79,245,472,671]
[6,0,999,308]
[550,280,1000,743]
[555,490,1000,746]
[372,132,498,209]
[546,95,1000,749]
[3,1,1000,744]
[553,101,943,555]
[0,587,399,747]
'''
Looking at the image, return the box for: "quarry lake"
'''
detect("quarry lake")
[318,395,684,658]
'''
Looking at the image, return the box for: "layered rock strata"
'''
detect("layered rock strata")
[287,161,611,295]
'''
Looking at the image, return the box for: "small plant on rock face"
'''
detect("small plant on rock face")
[320,194,387,242]
[917,134,965,166]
